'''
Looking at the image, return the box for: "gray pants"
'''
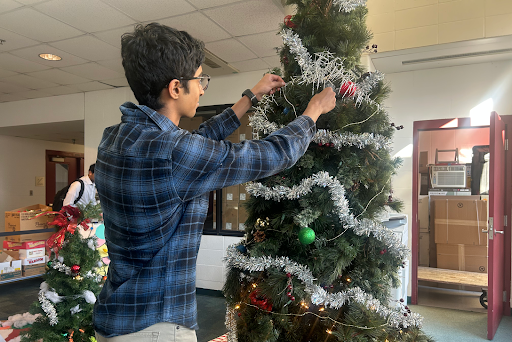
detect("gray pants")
[95,322,197,342]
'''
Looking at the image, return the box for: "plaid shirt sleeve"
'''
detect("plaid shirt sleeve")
[171,114,316,201]
[191,107,241,141]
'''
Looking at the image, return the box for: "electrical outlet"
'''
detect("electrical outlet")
[30,190,33,196]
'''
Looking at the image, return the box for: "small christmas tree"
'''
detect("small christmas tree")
[223,1,433,341]
[21,203,103,342]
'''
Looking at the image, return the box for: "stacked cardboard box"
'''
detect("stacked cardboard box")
[0,250,22,281]
[433,198,488,273]
[5,204,53,242]
[3,240,47,277]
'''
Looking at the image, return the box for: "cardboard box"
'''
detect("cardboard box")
[434,199,488,246]
[223,185,239,202]
[20,247,45,258]
[239,184,249,202]
[419,151,429,173]
[436,244,488,273]
[22,263,46,277]
[5,204,53,232]
[419,232,429,267]
[238,207,249,231]
[222,203,238,231]
[0,250,22,281]
[179,116,203,132]
[3,250,45,266]
[3,240,45,250]
[5,232,53,243]
[418,196,429,232]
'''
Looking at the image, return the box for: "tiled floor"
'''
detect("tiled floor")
[2,278,512,341]
[0,277,227,342]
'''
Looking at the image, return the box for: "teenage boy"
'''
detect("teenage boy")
[93,23,336,342]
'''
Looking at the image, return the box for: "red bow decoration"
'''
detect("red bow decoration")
[39,205,83,257]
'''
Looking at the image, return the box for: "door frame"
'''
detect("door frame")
[411,116,512,316]
[45,150,84,206]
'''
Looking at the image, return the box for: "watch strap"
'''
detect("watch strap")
[242,89,259,107]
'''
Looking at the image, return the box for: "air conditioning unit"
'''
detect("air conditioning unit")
[431,165,466,188]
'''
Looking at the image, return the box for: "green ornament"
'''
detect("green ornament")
[298,227,315,245]
[47,261,52,267]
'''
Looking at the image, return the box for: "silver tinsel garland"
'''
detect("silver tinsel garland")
[248,109,390,151]
[51,260,103,282]
[225,307,238,342]
[245,171,408,259]
[38,291,58,326]
[225,245,422,333]
[334,0,367,12]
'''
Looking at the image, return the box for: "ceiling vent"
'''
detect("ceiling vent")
[402,48,512,65]
[202,49,239,76]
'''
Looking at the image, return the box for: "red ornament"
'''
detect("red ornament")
[250,289,272,311]
[339,81,357,97]
[284,15,296,28]
[71,264,81,274]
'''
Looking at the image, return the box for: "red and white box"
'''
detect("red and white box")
[18,247,45,259]
[3,240,45,250]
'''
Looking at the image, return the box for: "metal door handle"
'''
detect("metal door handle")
[495,230,505,235]
[482,229,489,233]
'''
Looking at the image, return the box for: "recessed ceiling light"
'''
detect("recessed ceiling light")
[39,53,62,61]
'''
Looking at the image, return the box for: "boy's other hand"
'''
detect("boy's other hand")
[251,74,286,100]
[302,87,337,122]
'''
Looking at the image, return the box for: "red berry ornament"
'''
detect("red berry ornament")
[284,15,296,29]
[339,81,357,97]
[71,264,81,274]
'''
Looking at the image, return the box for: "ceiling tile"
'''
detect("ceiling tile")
[27,69,91,85]
[96,58,125,74]
[0,53,50,72]
[238,31,282,57]
[0,0,23,15]
[187,0,241,10]
[62,62,124,80]
[50,35,120,61]
[0,68,18,78]
[93,25,134,49]
[101,77,129,87]
[0,93,27,102]
[0,27,39,52]
[262,55,281,69]
[34,0,136,32]
[229,58,271,72]
[0,80,31,93]
[203,0,284,37]
[9,44,89,67]
[2,73,59,89]
[103,0,195,22]
[71,81,114,92]
[0,8,84,42]
[13,0,47,4]
[14,89,51,99]
[206,38,257,62]
[41,85,80,96]
[157,12,230,43]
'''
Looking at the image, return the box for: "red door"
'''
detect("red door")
[487,111,506,339]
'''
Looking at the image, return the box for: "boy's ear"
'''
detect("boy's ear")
[168,79,181,100]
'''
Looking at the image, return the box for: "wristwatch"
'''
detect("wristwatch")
[242,89,259,107]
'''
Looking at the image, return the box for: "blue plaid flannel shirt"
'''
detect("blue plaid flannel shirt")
[93,102,316,338]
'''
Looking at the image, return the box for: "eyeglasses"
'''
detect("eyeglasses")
[179,74,210,91]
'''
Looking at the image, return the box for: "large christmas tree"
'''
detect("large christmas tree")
[21,204,103,342]
[223,1,433,341]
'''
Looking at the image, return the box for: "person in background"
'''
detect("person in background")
[63,163,96,207]
[93,23,336,342]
